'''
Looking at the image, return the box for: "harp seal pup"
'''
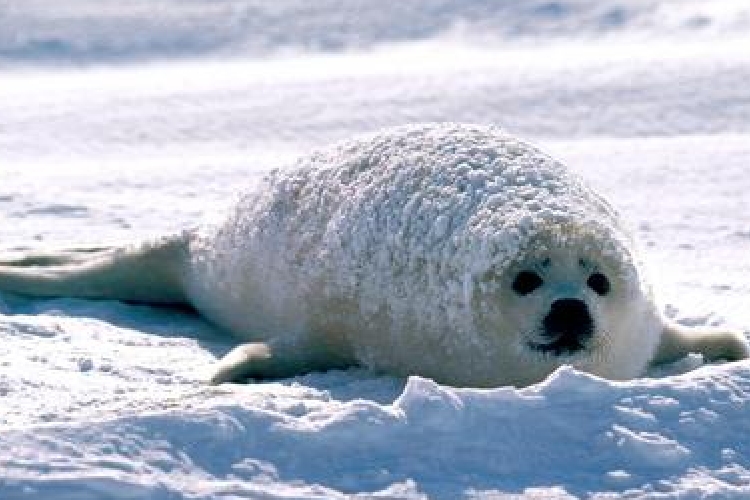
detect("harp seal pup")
[0,124,747,387]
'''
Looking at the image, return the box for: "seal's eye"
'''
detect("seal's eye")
[512,271,543,296]
[587,272,610,296]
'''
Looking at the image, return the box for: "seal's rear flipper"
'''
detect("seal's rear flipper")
[653,320,750,365]
[0,246,114,267]
[0,237,189,306]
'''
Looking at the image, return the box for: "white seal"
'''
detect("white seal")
[1,124,747,387]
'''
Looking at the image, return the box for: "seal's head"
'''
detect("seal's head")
[509,249,603,358]
[471,225,664,387]
[505,245,622,353]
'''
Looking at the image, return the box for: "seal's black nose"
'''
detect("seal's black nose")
[542,298,594,352]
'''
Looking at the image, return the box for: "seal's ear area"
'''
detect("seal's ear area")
[653,320,750,366]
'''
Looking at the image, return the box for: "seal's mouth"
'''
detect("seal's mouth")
[528,298,594,357]
[527,336,591,356]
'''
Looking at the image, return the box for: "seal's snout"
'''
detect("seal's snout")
[544,298,593,338]
[532,298,594,355]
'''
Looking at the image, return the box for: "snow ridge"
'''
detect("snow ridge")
[3,366,750,498]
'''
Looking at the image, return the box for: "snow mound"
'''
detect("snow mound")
[3,348,750,499]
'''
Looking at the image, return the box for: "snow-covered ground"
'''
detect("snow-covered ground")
[2,1,750,498]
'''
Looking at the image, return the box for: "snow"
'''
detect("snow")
[2,0,750,498]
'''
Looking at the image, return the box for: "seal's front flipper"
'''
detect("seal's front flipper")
[209,343,275,384]
[208,341,355,384]
[653,321,750,365]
